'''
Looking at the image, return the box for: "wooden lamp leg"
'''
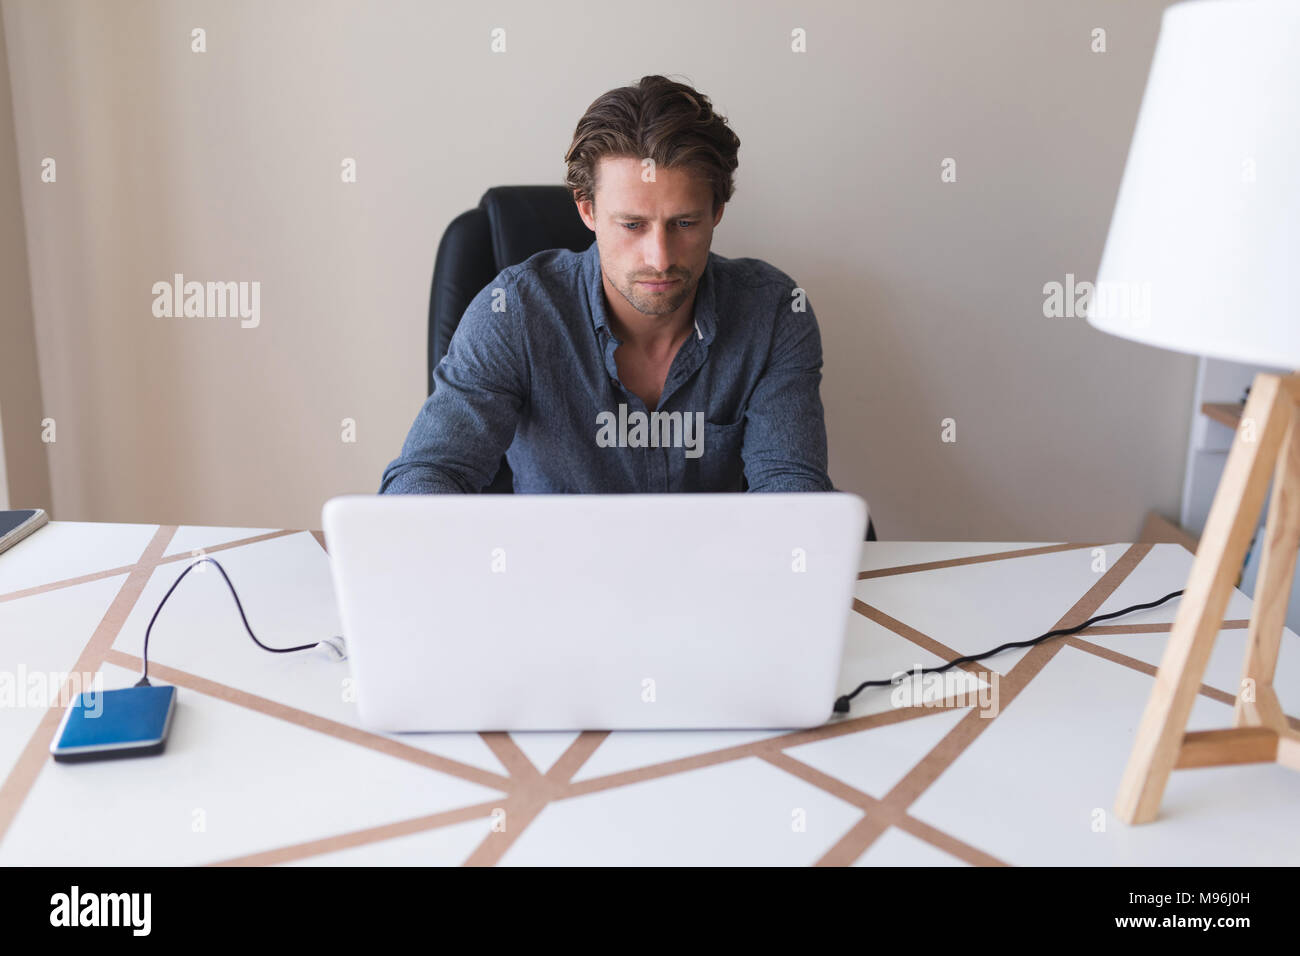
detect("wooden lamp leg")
[1114,372,1300,825]
[1234,400,1300,737]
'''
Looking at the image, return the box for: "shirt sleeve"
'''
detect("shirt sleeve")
[378,271,528,494]
[740,283,836,492]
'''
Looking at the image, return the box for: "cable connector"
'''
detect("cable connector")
[316,635,347,662]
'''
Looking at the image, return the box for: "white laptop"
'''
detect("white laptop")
[321,492,867,732]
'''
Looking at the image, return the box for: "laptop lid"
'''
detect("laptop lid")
[322,492,867,732]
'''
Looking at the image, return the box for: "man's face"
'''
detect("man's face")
[576,156,724,317]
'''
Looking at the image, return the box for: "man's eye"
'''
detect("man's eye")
[620,221,696,230]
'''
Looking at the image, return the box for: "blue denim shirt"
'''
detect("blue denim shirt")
[378,239,834,494]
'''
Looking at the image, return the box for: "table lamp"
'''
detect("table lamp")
[1085,0,1300,824]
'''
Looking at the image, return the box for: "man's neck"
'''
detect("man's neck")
[601,276,696,362]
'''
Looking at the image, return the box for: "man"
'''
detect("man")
[378,74,834,495]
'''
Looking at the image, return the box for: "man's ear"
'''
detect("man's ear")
[712,203,725,228]
[575,191,595,230]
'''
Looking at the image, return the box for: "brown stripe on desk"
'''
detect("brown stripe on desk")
[1076,620,1249,635]
[463,731,648,864]
[236,734,611,866]
[461,791,553,866]
[760,749,877,810]
[241,696,975,865]
[893,812,1008,866]
[853,599,995,678]
[161,529,303,559]
[859,543,1105,580]
[0,525,178,844]
[457,699,984,865]
[0,529,300,603]
[1065,634,1300,732]
[103,649,513,793]
[479,731,547,780]
[210,800,504,866]
[817,543,1155,865]
[229,695,977,866]
[545,731,609,782]
[558,702,968,802]
[762,752,1009,866]
[1062,637,1238,707]
[1,564,141,604]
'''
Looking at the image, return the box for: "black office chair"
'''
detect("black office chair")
[428,186,590,494]
[427,185,878,541]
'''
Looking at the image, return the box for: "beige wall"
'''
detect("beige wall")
[0,3,49,513]
[0,0,1193,538]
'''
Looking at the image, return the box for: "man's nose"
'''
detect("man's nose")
[643,228,672,273]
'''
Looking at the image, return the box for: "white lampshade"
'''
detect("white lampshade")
[1088,0,1300,370]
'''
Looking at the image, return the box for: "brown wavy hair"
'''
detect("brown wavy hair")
[564,75,740,215]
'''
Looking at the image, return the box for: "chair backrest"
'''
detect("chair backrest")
[428,185,594,492]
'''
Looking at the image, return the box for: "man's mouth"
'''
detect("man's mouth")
[637,278,680,291]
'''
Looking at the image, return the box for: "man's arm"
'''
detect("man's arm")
[378,273,528,494]
[740,283,836,492]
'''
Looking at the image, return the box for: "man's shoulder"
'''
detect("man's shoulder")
[477,246,589,317]
[707,250,799,295]
[458,246,587,325]
[500,245,588,285]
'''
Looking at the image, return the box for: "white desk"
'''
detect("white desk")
[1,522,1297,865]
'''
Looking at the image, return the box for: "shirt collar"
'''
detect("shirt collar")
[583,239,716,346]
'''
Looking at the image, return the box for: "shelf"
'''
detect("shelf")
[1201,402,1244,429]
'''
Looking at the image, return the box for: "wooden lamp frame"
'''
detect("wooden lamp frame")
[1116,371,1300,824]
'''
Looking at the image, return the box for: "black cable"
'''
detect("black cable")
[134,556,1189,720]
[134,556,322,687]
[832,588,1187,714]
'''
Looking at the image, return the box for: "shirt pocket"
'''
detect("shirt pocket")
[680,418,746,491]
